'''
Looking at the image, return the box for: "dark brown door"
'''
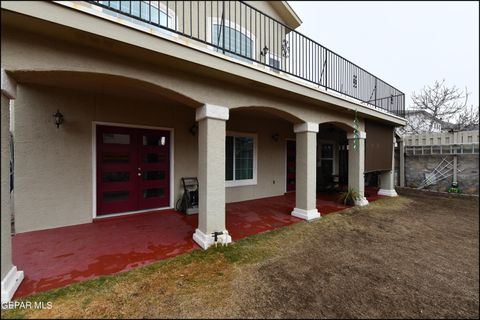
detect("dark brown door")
[96,125,170,216]
[286,140,296,192]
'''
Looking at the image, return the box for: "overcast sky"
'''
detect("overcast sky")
[288,1,479,110]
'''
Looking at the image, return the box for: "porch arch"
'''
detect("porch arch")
[229,105,306,124]
[9,70,203,108]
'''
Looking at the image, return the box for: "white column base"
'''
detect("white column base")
[354,196,369,206]
[378,189,398,197]
[291,208,321,221]
[1,266,24,303]
[193,228,232,250]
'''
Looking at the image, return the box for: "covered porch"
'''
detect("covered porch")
[12,189,382,299]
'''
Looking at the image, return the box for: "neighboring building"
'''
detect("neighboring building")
[1,1,406,302]
[399,109,454,134]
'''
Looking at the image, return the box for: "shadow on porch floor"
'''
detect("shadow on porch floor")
[12,188,382,299]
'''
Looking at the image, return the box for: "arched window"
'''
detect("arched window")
[209,18,255,60]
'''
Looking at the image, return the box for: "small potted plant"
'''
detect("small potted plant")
[338,187,360,205]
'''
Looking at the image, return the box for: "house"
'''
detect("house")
[399,109,455,134]
[1,1,406,302]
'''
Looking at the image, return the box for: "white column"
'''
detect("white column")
[1,69,24,303]
[398,138,405,187]
[378,131,398,197]
[291,122,320,220]
[193,104,232,249]
[347,131,369,206]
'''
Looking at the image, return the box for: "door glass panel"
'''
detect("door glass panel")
[103,133,130,144]
[321,160,333,175]
[143,188,165,199]
[103,191,129,202]
[103,172,130,182]
[321,144,334,158]
[143,153,165,163]
[103,152,130,164]
[235,137,254,180]
[143,135,166,146]
[143,171,165,181]
[225,136,234,181]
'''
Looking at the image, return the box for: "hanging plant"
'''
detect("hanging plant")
[353,109,359,150]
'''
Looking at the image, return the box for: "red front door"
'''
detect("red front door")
[286,140,296,192]
[96,125,170,216]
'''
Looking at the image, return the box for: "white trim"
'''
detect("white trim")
[225,131,258,188]
[93,206,172,220]
[294,122,319,133]
[195,104,229,121]
[347,131,366,140]
[206,17,257,60]
[193,228,232,250]
[291,208,321,221]
[92,121,174,219]
[378,189,398,197]
[1,69,17,99]
[354,196,369,206]
[1,266,24,303]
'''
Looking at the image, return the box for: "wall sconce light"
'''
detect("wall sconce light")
[260,46,269,57]
[189,124,198,136]
[272,133,279,142]
[53,109,64,128]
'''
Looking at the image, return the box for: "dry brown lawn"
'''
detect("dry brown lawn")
[2,192,479,319]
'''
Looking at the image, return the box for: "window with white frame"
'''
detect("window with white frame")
[225,134,257,187]
[211,21,254,60]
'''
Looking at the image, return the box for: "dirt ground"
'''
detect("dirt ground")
[228,192,479,319]
[3,193,479,319]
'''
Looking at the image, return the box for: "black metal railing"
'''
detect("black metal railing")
[87,1,405,117]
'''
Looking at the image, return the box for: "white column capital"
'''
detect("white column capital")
[347,131,366,140]
[293,122,319,133]
[1,69,17,100]
[195,104,229,121]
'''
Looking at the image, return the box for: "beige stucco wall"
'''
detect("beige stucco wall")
[13,83,196,232]
[226,112,295,202]
[13,84,297,232]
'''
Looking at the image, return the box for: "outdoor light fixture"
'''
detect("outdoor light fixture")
[53,109,64,128]
[260,46,269,57]
[272,133,279,142]
[189,124,198,136]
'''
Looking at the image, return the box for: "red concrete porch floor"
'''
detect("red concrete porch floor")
[12,188,382,299]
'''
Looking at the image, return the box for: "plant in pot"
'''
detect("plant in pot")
[338,187,360,205]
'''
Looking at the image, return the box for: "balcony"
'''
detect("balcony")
[85,0,405,117]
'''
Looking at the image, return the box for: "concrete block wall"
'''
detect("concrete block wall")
[404,154,479,194]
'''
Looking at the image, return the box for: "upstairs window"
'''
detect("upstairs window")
[211,20,254,60]
[100,1,174,28]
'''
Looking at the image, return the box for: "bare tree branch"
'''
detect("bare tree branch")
[406,80,472,133]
